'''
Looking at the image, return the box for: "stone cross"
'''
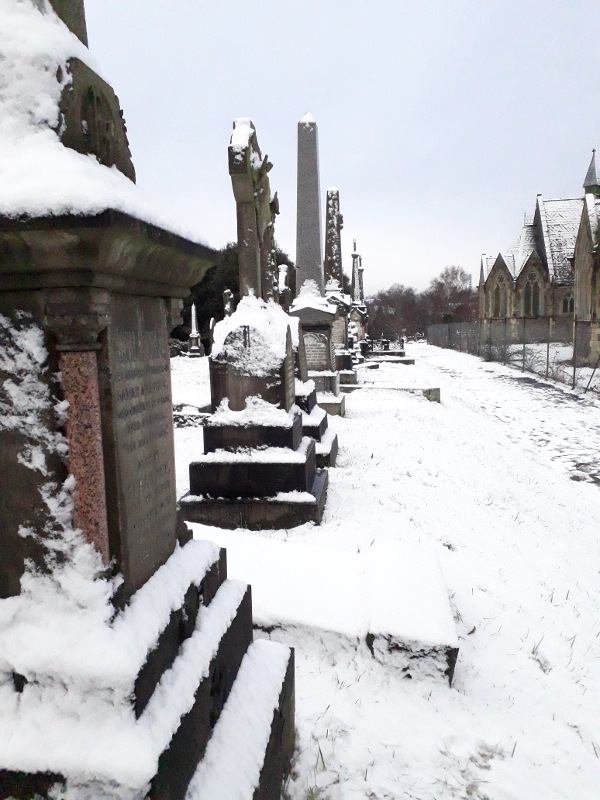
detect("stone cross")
[296,113,324,294]
[324,187,343,290]
[228,118,279,302]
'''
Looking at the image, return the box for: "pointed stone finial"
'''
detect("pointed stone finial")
[186,302,203,357]
[584,148,600,195]
[351,240,363,302]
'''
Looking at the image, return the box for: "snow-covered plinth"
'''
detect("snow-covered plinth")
[190,531,459,683]
[316,391,346,417]
[186,639,294,800]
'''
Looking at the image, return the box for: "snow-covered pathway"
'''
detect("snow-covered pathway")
[413,343,600,486]
[172,349,600,800]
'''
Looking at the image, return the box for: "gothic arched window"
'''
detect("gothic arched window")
[523,271,541,317]
[562,293,574,314]
[492,275,508,318]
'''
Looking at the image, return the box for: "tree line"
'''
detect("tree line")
[366,266,477,340]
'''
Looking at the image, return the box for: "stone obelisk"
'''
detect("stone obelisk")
[296,113,324,294]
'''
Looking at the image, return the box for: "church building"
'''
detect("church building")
[573,150,600,363]
[478,170,587,324]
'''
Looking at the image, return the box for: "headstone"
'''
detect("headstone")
[0,7,293,799]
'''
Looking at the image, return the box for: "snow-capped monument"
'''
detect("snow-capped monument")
[296,112,324,293]
[0,5,293,799]
[179,119,329,529]
[291,114,345,415]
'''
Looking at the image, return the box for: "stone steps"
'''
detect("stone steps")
[185,639,295,800]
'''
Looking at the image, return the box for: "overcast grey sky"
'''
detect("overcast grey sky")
[85,0,600,294]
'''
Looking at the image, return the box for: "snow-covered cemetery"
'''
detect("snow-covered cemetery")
[1,2,600,799]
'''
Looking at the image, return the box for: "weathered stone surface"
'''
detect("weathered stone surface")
[296,114,324,293]
[324,187,343,290]
[190,438,317,499]
[254,650,296,800]
[204,411,303,453]
[228,119,279,301]
[304,331,331,371]
[97,294,178,598]
[181,468,328,530]
[59,59,135,182]
[151,587,254,800]
[210,325,295,413]
[48,0,88,44]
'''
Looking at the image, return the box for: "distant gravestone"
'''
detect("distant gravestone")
[304,331,331,371]
[180,119,328,529]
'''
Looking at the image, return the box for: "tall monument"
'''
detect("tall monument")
[296,112,324,293]
[350,240,369,342]
[324,187,344,290]
[0,6,293,799]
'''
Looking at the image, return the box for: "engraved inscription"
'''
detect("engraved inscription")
[284,352,295,410]
[304,332,329,371]
[106,297,176,593]
[332,317,346,348]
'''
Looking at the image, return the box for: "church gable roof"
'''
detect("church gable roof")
[506,222,538,275]
[536,197,583,285]
[482,253,515,284]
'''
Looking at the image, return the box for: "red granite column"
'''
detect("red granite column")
[45,288,111,566]
[60,349,109,564]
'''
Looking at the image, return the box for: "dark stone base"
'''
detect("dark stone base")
[315,429,338,468]
[335,353,354,370]
[0,770,62,800]
[302,411,328,441]
[339,369,357,385]
[295,388,317,414]
[189,438,317,499]
[254,649,296,799]
[151,588,254,800]
[367,355,414,365]
[316,393,345,417]
[180,469,328,530]
[203,412,303,452]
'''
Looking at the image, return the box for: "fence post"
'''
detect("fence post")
[503,317,508,364]
[572,315,578,390]
[546,317,551,380]
[522,318,526,372]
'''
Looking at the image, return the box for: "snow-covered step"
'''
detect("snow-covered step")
[190,529,459,683]
[186,639,294,800]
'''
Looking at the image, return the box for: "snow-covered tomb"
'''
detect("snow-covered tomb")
[0,3,294,798]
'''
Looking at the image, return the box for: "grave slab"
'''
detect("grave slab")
[188,531,460,685]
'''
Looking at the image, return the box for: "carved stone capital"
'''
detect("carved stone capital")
[44,287,110,351]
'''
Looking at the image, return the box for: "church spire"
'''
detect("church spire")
[583,149,600,196]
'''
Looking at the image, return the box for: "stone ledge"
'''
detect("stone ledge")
[179,469,328,530]
[316,392,346,416]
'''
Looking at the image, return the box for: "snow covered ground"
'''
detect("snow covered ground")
[172,345,600,800]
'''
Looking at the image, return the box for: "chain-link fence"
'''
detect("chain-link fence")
[427,319,600,394]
